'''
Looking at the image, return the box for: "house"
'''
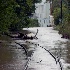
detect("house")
[35,0,54,27]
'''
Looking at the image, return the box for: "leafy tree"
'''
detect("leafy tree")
[53,7,61,25]
[0,0,19,33]
[0,0,41,33]
[12,0,41,30]
[53,0,70,36]
[52,0,69,25]
[27,19,39,27]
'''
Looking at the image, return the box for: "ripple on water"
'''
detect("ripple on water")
[0,41,27,70]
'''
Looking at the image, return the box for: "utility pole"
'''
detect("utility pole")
[49,0,52,14]
[61,0,62,23]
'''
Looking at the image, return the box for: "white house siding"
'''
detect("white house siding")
[49,15,54,26]
[35,1,51,27]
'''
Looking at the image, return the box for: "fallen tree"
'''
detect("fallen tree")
[5,29,38,40]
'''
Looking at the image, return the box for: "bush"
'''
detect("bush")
[27,19,39,27]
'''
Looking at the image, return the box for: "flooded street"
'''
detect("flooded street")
[25,27,70,70]
[0,40,27,70]
[0,27,70,70]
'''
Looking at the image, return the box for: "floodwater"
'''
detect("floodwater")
[24,27,70,70]
[0,40,27,70]
[0,27,70,70]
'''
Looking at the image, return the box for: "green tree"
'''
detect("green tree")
[0,0,19,33]
[53,0,70,37]
[0,0,41,33]
[13,0,41,30]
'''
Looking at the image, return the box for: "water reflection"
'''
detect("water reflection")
[49,41,70,70]
[23,27,70,70]
[0,43,13,65]
[0,27,70,70]
[66,41,70,64]
[0,41,27,70]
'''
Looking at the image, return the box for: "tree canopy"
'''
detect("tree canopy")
[0,0,41,33]
[52,0,70,36]
[52,0,69,25]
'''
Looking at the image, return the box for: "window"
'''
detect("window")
[40,20,41,22]
[44,20,45,23]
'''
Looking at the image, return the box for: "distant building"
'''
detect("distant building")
[35,0,54,27]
